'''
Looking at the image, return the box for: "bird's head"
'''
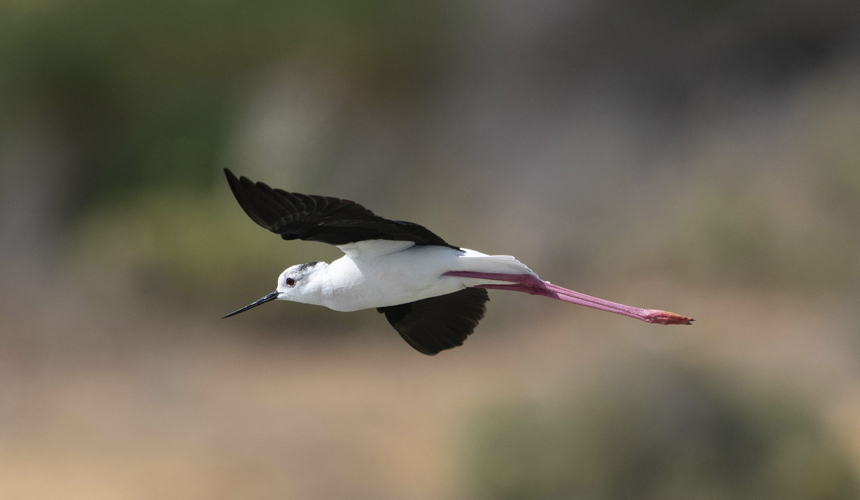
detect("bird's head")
[275,261,326,299]
[222,261,326,318]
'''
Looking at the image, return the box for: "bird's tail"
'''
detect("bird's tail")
[456,248,539,277]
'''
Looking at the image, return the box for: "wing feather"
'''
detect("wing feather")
[377,288,489,355]
[225,169,457,249]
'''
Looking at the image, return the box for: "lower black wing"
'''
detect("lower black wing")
[225,169,457,248]
[378,288,490,355]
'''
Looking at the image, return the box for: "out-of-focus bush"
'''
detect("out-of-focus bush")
[68,185,364,326]
[464,361,858,500]
[0,0,454,318]
[0,0,451,205]
[594,79,860,290]
[3,0,859,312]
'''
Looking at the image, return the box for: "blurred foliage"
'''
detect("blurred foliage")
[0,0,455,317]
[593,77,860,290]
[2,0,860,308]
[672,177,859,289]
[464,361,859,500]
[69,184,361,324]
[71,187,281,301]
[0,0,451,204]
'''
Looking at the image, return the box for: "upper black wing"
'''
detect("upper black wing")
[377,287,490,355]
[225,169,457,248]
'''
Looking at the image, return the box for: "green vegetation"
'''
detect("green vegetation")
[0,0,450,203]
[2,0,858,309]
[465,362,859,500]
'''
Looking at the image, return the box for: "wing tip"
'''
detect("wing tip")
[224,168,243,194]
[224,168,238,183]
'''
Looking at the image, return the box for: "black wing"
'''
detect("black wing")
[377,288,490,355]
[225,169,457,248]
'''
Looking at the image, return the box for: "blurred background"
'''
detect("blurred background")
[2,0,860,498]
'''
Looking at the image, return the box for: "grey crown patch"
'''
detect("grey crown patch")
[296,262,319,272]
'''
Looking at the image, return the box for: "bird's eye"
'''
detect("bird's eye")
[285,278,295,286]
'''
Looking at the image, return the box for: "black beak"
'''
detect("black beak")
[222,291,280,319]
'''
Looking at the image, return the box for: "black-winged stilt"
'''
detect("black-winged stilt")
[222,169,693,355]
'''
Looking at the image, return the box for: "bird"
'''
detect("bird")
[221,169,693,355]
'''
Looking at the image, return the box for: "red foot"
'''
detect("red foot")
[642,310,695,325]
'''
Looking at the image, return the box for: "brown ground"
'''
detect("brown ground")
[1,283,859,500]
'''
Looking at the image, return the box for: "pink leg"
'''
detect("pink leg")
[443,271,693,325]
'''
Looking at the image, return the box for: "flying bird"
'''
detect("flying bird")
[222,169,693,355]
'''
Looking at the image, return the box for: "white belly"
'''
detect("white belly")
[317,244,537,311]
